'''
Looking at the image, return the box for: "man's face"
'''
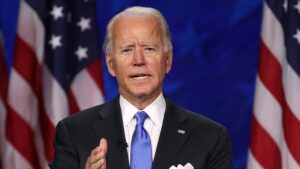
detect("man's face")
[106,16,172,103]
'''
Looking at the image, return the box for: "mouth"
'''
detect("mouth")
[130,74,151,80]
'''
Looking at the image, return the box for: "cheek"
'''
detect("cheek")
[113,63,128,80]
[160,60,169,73]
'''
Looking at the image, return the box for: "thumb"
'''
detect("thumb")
[99,138,108,155]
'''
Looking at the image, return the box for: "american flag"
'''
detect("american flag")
[2,0,104,168]
[0,30,7,169]
[247,0,300,168]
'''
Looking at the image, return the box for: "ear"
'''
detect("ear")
[105,53,116,77]
[165,50,173,73]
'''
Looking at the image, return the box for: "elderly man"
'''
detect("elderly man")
[49,6,233,169]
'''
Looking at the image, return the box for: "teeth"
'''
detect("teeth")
[133,76,148,80]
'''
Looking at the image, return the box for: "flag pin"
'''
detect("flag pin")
[177,129,185,134]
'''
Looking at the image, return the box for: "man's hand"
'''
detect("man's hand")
[85,138,108,169]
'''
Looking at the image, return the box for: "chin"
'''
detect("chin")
[134,89,160,99]
[134,91,151,98]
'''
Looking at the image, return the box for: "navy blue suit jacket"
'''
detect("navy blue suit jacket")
[49,96,233,169]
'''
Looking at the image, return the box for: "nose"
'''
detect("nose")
[133,47,146,66]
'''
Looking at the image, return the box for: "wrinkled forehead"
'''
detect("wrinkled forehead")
[112,15,163,41]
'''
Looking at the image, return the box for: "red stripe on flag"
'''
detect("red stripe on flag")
[0,37,7,169]
[250,115,281,169]
[39,106,55,162]
[0,47,7,100]
[258,41,300,165]
[86,58,105,92]
[6,105,41,169]
[68,90,80,114]
[13,36,42,93]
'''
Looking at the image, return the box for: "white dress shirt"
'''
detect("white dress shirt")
[119,93,166,163]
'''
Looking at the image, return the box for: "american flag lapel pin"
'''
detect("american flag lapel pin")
[177,129,185,134]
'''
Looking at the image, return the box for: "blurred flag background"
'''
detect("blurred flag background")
[0,0,299,169]
[247,0,300,168]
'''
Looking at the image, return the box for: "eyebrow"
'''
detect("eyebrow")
[119,43,135,49]
[142,43,158,47]
[119,42,160,49]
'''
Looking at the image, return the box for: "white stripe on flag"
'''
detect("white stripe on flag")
[17,0,44,62]
[71,69,104,110]
[283,62,300,121]
[34,123,50,169]
[8,69,39,129]
[43,66,69,125]
[3,143,33,169]
[261,1,285,65]
[281,142,300,169]
[261,0,300,122]
[0,97,6,165]
[247,151,264,169]
[254,77,283,146]
[254,78,300,169]
[7,69,49,168]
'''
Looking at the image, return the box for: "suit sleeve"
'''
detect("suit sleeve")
[49,120,80,169]
[207,127,233,169]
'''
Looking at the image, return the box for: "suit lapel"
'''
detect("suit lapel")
[92,97,130,169]
[152,98,191,169]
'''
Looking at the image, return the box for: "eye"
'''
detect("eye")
[121,48,132,53]
[144,47,156,52]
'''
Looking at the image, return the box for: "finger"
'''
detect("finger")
[99,138,108,155]
[90,158,106,169]
[91,146,100,156]
[89,147,101,164]
[100,158,106,169]
[89,139,108,169]
[90,160,102,169]
[85,156,91,169]
[99,138,107,169]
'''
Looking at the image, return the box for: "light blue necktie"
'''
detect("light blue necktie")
[131,111,152,169]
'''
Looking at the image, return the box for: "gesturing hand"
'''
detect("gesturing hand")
[85,138,108,169]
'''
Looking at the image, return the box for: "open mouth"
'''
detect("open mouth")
[130,74,150,80]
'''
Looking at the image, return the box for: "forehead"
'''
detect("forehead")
[112,16,163,43]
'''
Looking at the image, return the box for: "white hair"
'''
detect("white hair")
[103,6,172,55]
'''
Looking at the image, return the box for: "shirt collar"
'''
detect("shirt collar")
[120,93,166,127]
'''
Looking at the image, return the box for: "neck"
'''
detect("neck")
[121,92,161,110]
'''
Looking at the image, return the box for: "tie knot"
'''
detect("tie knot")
[135,111,148,126]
